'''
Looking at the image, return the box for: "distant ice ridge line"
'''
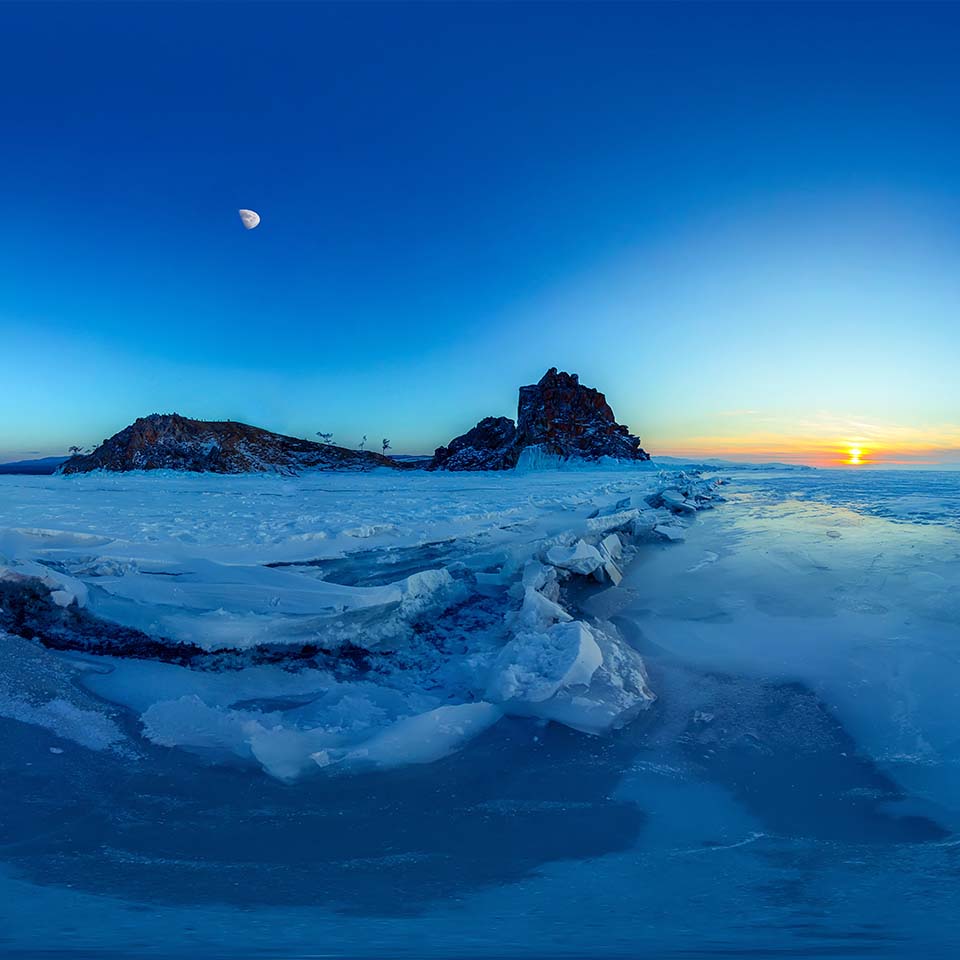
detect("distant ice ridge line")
[0,469,725,779]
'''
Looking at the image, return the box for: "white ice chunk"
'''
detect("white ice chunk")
[545,540,603,575]
[486,621,654,734]
[660,489,697,513]
[521,560,553,591]
[597,558,623,586]
[629,509,662,537]
[586,509,640,534]
[655,524,686,542]
[595,534,624,585]
[486,620,604,704]
[512,585,573,632]
[0,562,89,609]
[599,533,623,560]
[330,702,503,770]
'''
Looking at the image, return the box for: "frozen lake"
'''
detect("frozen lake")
[1,468,958,958]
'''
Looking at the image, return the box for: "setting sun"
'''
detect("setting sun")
[847,446,863,465]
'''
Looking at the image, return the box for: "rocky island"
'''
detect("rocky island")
[430,367,651,470]
[59,414,401,475]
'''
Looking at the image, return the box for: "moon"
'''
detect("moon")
[238,209,261,230]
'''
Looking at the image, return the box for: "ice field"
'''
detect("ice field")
[0,466,958,958]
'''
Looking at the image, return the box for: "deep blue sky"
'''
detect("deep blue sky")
[3,2,959,464]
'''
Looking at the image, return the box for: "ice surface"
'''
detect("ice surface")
[1,467,959,957]
[0,468,717,779]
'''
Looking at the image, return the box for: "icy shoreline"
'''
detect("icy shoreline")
[0,468,723,779]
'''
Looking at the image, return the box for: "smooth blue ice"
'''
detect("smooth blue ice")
[1,469,958,958]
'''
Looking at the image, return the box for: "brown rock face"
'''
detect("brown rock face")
[430,368,650,470]
[431,417,518,471]
[59,414,403,475]
[516,368,649,462]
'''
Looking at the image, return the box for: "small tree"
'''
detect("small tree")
[68,445,82,457]
[358,435,367,452]
[315,431,334,445]
[381,438,391,455]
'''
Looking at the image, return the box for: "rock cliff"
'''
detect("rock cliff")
[430,368,650,470]
[430,417,518,471]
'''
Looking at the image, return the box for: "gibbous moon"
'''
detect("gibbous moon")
[238,209,261,230]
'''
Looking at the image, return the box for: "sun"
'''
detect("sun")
[847,446,863,466]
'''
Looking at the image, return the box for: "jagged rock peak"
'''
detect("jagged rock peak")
[516,367,649,462]
[59,413,402,475]
[430,368,651,470]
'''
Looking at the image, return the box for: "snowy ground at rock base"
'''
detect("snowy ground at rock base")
[1,467,959,958]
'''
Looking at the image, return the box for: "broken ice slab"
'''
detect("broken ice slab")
[659,489,698,513]
[654,524,686,542]
[544,540,604,575]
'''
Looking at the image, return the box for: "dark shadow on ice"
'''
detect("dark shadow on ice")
[682,677,948,845]
[0,714,645,916]
[614,615,949,846]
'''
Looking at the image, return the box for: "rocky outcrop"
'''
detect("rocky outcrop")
[516,368,649,462]
[59,414,402,475]
[430,368,650,470]
[430,417,518,471]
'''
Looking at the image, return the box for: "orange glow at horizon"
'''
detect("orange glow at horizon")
[648,419,960,469]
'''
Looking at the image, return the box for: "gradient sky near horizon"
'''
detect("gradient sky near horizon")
[2,1,959,467]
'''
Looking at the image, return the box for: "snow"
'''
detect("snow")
[1,466,959,957]
[0,630,125,751]
[0,467,718,779]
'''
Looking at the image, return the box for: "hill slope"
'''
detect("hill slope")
[59,414,402,475]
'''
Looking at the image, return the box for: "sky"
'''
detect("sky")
[2,1,959,467]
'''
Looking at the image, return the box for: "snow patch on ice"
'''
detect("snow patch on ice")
[0,631,125,750]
